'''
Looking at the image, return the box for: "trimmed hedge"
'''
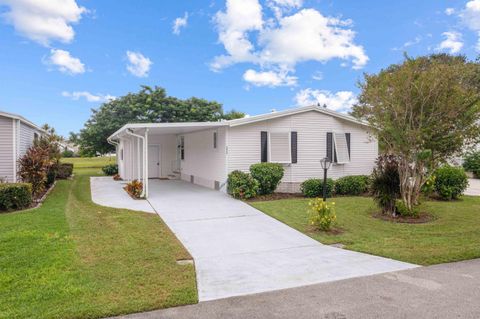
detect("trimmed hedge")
[335,175,370,195]
[300,178,334,198]
[102,164,118,176]
[434,165,468,200]
[227,170,259,199]
[249,163,284,195]
[57,163,73,179]
[0,183,33,212]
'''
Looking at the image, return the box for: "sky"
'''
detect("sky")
[0,0,479,137]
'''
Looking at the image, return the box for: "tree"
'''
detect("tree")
[77,86,237,155]
[353,54,480,212]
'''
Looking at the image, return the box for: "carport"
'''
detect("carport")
[107,122,228,197]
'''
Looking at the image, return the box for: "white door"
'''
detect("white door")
[148,145,160,178]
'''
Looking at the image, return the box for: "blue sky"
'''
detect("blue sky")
[0,0,479,136]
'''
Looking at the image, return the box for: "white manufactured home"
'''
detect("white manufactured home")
[0,111,45,182]
[108,105,378,197]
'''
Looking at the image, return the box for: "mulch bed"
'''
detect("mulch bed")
[372,211,436,224]
[247,192,305,202]
[306,225,345,235]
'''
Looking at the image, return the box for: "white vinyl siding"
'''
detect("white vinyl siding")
[269,132,291,163]
[0,116,14,182]
[333,132,350,164]
[227,110,378,189]
[19,122,38,157]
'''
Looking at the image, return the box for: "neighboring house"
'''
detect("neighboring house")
[108,105,378,197]
[0,111,45,182]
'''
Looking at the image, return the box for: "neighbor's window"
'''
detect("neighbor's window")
[213,131,217,149]
[33,133,39,142]
[269,132,291,163]
[333,133,350,163]
[180,136,185,160]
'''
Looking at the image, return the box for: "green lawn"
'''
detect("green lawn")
[62,156,116,168]
[0,169,197,319]
[251,196,480,266]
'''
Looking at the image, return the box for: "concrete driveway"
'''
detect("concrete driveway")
[465,178,480,196]
[145,180,417,301]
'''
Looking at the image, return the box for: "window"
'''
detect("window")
[33,133,39,142]
[180,136,185,160]
[120,149,124,161]
[213,131,217,149]
[269,132,291,163]
[333,132,350,164]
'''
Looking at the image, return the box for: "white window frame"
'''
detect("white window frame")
[268,131,291,164]
[333,132,350,164]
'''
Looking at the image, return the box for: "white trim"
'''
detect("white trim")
[333,132,350,164]
[0,110,46,133]
[12,119,16,182]
[148,144,161,178]
[145,129,149,198]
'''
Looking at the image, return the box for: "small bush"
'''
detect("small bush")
[463,151,480,178]
[46,164,58,186]
[227,170,259,199]
[125,180,143,198]
[0,183,32,212]
[370,154,400,216]
[308,198,336,231]
[421,174,436,197]
[102,164,118,176]
[57,163,73,179]
[301,178,334,198]
[334,175,370,195]
[249,163,284,195]
[61,149,75,158]
[395,200,418,218]
[113,174,122,181]
[434,165,468,200]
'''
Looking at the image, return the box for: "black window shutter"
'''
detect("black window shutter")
[291,131,297,163]
[261,131,268,162]
[326,132,333,162]
[346,133,351,159]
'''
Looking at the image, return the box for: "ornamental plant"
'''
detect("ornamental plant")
[308,198,336,231]
[17,146,50,197]
[433,165,468,200]
[125,180,143,199]
[370,154,401,216]
[227,170,259,199]
[249,163,284,195]
[463,151,480,178]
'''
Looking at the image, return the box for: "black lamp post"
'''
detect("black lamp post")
[320,157,332,201]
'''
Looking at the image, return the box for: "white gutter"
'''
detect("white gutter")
[124,129,147,198]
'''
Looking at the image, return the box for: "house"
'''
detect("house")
[107,105,378,197]
[0,111,45,182]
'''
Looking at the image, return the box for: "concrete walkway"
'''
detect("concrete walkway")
[90,177,155,213]
[465,178,480,196]
[145,180,417,301]
[112,259,480,319]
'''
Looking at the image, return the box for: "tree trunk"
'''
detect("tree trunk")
[398,157,426,214]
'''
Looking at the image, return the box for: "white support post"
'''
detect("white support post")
[137,138,141,180]
[145,129,149,198]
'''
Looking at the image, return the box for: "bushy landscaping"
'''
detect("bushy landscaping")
[249,163,284,195]
[463,151,480,178]
[300,178,334,198]
[227,170,259,199]
[0,166,197,319]
[433,165,469,200]
[0,183,32,211]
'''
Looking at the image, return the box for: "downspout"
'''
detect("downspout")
[124,129,147,198]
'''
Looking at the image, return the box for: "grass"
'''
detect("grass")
[62,156,116,169]
[251,196,480,266]
[0,166,197,319]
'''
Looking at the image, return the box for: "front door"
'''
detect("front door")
[148,145,160,178]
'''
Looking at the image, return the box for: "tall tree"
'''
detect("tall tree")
[352,54,480,212]
[78,86,236,155]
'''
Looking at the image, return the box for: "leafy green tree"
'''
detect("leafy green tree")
[78,86,237,155]
[353,54,480,212]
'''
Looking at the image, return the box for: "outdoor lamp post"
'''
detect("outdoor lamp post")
[320,157,332,201]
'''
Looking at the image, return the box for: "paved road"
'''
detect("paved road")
[145,180,415,301]
[113,259,480,319]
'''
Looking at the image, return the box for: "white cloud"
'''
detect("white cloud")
[437,31,464,54]
[243,69,297,87]
[460,0,480,51]
[126,51,152,77]
[267,0,303,19]
[295,89,357,112]
[173,12,188,35]
[62,91,116,102]
[0,0,86,46]
[312,71,323,81]
[211,0,368,78]
[445,8,455,16]
[46,49,85,74]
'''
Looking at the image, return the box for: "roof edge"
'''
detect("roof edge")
[0,111,46,133]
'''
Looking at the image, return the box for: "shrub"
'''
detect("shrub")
[395,199,418,218]
[0,183,32,212]
[46,164,58,186]
[370,154,400,216]
[57,163,73,179]
[463,151,480,178]
[300,178,334,198]
[308,198,336,231]
[18,146,50,197]
[113,174,122,181]
[249,163,284,195]
[421,174,436,197]
[125,180,143,198]
[334,175,370,195]
[102,164,118,176]
[434,165,468,200]
[61,149,75,158]
[227,170,259,199]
